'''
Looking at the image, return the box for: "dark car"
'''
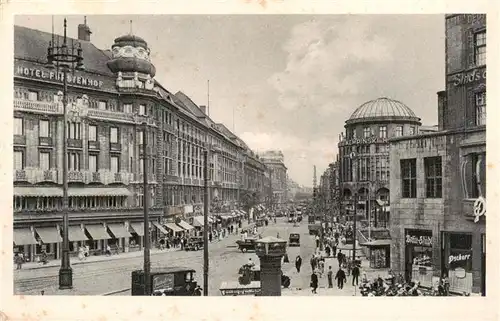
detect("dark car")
[289,233,300,246]
[185,237,204,251]
[236,237,258,252]
[132,267,199,296]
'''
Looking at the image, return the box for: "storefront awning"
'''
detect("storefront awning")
[35,227,62,244]
[85,224,111,240]
[151,222,169,234]
[221,215,232,220]
[164,223,183,233]
[177,220,194,230]
[14,228,37,245]
[107,223,132,238]
[360,239,392,247]
[130,222,144,236]
[192,216,204,227]
[69,187,132,197]
[14,186,132,197]
[68,225,88,241]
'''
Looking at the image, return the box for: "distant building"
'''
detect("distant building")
[389,14,486,295]
[259,150,288,209]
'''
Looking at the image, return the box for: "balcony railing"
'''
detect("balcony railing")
[39,137,53,147]
[14,135,26,145]
[67,139,83,149]
[41,169,58,183]
[86,141,99,150]
[68,170,84,182]
[14,98,61,115]
[134,173,156,183]
[110,143,121,152]
[184,178,192,185]
[13,169,27,182]
[87,171,101,184]
[164,174,180,183]
[87,108,135,123]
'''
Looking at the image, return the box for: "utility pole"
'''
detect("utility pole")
[268,168,273,212]
[142,122,151,295]
[203,149,209,296]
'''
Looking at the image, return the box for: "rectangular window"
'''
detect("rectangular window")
[425,157,442,198]
[401,159,417,198]
[395,126,403,137]
[363,127,371,138]
[14,117,24,136]
[111,156,119,173]
[379,126,387,138]
[98,101,107,110]
[67,152,81,171]
[475,91,486,126]
[89,154,98,172]
[28,91,38,101]
[53,94,60,103]
[39,151,50,170]
[39,120,50,137]
[110,127,119,144]
[139,159,144,173]
[138,131,144,145]
[123,103,133,114]
[88,125,97,141]
[475,31,486,66]
[14,150,24,170]
[68,122,81,139]
[139,104,146,115]
[409,126,415,135]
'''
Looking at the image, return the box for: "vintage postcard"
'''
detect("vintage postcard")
[0,1,498,321]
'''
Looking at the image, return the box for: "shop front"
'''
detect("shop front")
[360,239,391,269]
[404,229,433,287]
[84,224,112,255]
[34,225,62,261]
[13,227,38,262]
[441,232,474,294]
[106,222,132,253]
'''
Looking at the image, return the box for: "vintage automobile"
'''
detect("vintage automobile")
[235,264,291,288]
[185,236,204,251]
[131,267,200,296]
[236,237,258,252]
[288,233,300,247]
[308,223,322,236]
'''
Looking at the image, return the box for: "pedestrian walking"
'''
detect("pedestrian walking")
[105,244,112,256]
[78,246,85,260]
[310,271,318,294]
[352,264,360,286]
[318,259,325,277]
[327,266,333,288]
[335,267,347,289]
[325,245,331,257]
[337,250,344,267]
[310,255,317,272]
[315,235,320,248]
[14,253,24,270]
[332,243,337,258]
[209,232,213,243]
[295,255,302,273]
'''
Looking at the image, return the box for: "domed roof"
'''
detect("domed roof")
[106,33,156,77]
[349,97,417,121]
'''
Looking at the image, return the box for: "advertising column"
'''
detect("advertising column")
[404,229,433,286]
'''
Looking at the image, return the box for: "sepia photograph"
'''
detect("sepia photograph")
[10,13,488,299]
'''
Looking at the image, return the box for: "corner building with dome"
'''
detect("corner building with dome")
[337,97,422,267]
[13,21,269,262]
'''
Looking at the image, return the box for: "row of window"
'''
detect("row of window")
[350,125,416,140]
[400,157,442,198]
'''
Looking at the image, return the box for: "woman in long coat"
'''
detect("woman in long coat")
[310,271,318,294]
[295,255,302,273]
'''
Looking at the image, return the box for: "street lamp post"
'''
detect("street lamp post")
[142,122,151,295]
[46,18,84,290]
[349,152,358,267]
[203,149,209,296]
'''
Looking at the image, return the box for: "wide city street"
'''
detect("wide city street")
[14,218,322,296]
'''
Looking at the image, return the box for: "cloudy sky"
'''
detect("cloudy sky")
[15,15,445,187]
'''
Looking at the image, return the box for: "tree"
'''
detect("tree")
[240,190,260,213]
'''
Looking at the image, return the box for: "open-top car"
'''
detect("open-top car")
[289,233,300,247]
[236,237,258,252]
[185,236,204,251]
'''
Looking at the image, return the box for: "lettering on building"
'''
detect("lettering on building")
[449,68,486,87]
[15,65,104,88]
[405,235,432,246]
[448,253,471,264]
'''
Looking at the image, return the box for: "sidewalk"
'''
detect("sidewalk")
[15,221,253,271]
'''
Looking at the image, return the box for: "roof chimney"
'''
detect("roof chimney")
[78,16,92,41]
[199,105,207,114]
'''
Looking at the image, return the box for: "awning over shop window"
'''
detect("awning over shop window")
[67,225,88,241]
[164,223,183,233]
[85,224,111,240]
[221,215,232,220]
[360,239,392,247]
[130,222,144,236]
[69,187,132,197]
[14,228,37,245]
[107,223,132,238]
[152,221,170,234]
[177,220,194,230]
[35,227,62,244]
[14,186,132,197]
[15,187,62,197]
[192,216,204,227]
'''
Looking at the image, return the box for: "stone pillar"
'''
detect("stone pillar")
[255,236,287,296]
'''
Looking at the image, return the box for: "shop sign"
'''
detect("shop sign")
[448,249,473,272]
[16,65,104,88]
[405,230,432,246]
[152,273,174,291]
[473,196,486,223]
[449,67,486,87]
[448,253,471,265]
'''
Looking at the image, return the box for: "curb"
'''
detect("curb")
[101,288,131,296]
